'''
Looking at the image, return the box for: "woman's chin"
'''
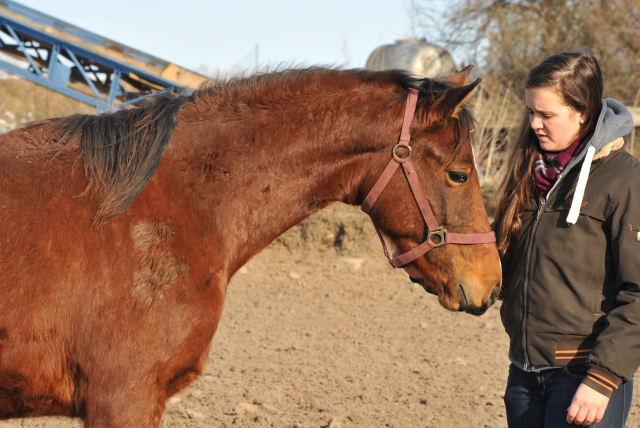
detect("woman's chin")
[538,137,576,153]
[538,139,560,152]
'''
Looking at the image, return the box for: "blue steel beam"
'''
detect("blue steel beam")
[118,90,172,109]
[0,1,204,112]
[0,0,174,72]
[107,68,121,107]
[4,22,41,76]
[0,56,103,107]
[64,47,106,102]
[0,16,186,106]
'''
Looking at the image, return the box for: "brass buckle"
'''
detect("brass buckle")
[427,227,447,247]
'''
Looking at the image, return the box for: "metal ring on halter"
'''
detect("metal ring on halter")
[392,144,412,163]
[427,227,448,248]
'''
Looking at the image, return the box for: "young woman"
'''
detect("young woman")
[494,52,638,427]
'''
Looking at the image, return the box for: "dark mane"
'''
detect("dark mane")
[192,67,418,110]
[54,92,191,224]
[52,67,474,224]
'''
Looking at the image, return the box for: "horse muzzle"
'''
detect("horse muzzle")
[455,282,500,316]
[409,275,500,315]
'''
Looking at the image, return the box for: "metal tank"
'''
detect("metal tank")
[365,37,457,78]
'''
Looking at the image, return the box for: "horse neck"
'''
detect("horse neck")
[168,88,401,273]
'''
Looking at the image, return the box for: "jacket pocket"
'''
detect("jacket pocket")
[547,203,608,320]
[554,335,596,366]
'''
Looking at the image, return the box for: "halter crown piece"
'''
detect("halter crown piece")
[361,89,496,268]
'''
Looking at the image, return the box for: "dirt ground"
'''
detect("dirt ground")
[1,204,639,428]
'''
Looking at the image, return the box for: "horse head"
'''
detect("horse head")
[362,67,501,315]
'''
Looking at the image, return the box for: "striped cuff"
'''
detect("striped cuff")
[581,364,623,399]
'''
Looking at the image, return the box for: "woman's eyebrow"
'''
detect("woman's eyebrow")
[526,105,555,114]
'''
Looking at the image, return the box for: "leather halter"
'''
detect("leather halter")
[361,89,496,268]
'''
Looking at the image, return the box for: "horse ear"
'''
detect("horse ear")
[443,65,474,87]
[442,77,482,119]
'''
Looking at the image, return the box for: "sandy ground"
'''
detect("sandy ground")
[1,204,639,428]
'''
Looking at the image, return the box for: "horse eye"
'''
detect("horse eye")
[447,171,468,184]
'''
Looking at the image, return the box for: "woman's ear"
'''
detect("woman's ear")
[579,111,589,125]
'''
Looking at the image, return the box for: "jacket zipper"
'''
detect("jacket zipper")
[537,173,563,218]
[522,148,598,366]
[521,173,564,368]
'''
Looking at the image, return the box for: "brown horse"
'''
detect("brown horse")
[0,66,500,427]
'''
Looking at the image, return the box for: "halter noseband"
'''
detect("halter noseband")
[361,89,496,268]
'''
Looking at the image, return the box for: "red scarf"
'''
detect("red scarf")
[534,139,583,199]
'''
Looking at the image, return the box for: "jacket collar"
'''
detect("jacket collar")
[593,137,625,161]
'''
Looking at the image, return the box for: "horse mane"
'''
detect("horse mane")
[192,67,417,110]
[52,67,474,224]
[54,92,192,224]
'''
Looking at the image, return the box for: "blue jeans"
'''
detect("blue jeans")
[504,364,633,428]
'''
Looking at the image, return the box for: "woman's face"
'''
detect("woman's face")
[525,87,587,152]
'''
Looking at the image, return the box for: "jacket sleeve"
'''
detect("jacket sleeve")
[583,175,640,398]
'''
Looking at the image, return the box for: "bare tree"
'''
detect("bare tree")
[412,0,640,201]
[414,0,640,102]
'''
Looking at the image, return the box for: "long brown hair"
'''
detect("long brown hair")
[493,51,603,257]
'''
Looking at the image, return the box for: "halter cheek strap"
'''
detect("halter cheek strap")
[361,89,496,268]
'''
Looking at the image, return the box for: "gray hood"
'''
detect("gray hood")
[561,99,633,224]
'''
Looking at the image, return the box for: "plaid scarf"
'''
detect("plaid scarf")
[534,139,583,199]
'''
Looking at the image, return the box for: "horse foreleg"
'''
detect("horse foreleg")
[80,342,212,428]
[80,383,165,428]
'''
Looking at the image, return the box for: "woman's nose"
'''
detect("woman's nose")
[530,116,542,129]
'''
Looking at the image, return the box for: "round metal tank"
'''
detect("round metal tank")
[365,38,457,78]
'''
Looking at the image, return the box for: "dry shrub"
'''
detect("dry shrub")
[0,77,94,132]
[469,77,522,218]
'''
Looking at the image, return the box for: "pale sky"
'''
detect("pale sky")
[14,0,443,76]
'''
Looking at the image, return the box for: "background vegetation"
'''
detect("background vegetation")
[412,0,640,214]
[0,76,93,132]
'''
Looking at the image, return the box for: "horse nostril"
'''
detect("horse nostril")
[491,283,501,300]
[457,283,469,312]
[483,283,501,309]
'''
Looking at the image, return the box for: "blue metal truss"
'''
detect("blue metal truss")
[0,1,203,112]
